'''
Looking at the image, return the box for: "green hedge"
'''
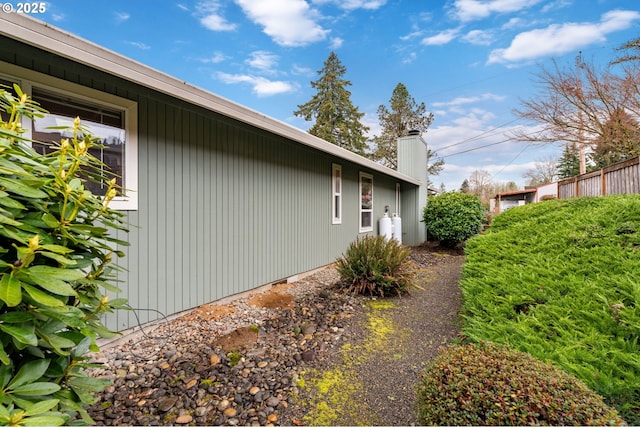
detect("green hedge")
[460,196,640,423]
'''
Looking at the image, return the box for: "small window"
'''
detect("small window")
[332,164,342,224]
[0,64,137,211]
[359,172,373,232]
[32,88,125,197]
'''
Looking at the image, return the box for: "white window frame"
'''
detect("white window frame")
[359,172,373,233]
[332,164,342,225]
[1,63,138,211]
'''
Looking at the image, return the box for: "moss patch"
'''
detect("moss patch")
[300,299,410,425]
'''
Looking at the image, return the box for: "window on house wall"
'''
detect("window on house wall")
[32,88,126,197]
[332,164,342,224]
[359,172,373,232]
[0,65,138,210]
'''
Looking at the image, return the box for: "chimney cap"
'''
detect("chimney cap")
[408,129,420,136]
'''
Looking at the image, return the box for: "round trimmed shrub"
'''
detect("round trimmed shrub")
[423,192,484,247]
[416,342,624,426]
[335,235,413,297]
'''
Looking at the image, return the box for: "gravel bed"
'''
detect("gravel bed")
[86,246,463,426]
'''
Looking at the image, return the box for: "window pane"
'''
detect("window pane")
[334,195,341,218]
[361,212,372,228]
[361,178,372,209]
[31,89,125,195]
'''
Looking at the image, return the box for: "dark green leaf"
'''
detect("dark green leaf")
[39,306,84,328]
[12,382,60,396]
[7,359,50,389]
[0,273,23,307]
[27,266,85,282]
[0,312,34,323]
[68,376,110,393]
[0,324,37,346]
[21,283,64,307]
[22,415,67,426]
[0,177,47,198]
[23,399,60,416]
[22,272,77,297]
[39,252,77,266]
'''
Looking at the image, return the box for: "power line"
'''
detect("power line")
[434,117,523,151]
[437,137,517,159]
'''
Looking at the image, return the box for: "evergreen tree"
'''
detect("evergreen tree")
[460,179,470,193]
[370,83,434,169]
[556,142,581,179]
[591,108,640,168]
[294,52,369,155]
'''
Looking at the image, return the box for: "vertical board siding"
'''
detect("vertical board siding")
[0,43,415,331]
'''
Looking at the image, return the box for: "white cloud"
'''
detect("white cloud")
[421,28,460,46]
[432,93,506,108]
[462,29,494,46]
[330,37,344,49]
[199,52,228,64]
[216,72,298,96]
[235,0,329,47]
[126,41,151,50]
[197,1,237,31]
[488,9,640,64]
[246,51,280,73]
[201,14,237,31]
[114,12,130,23]
[451,0,543,22]
[291,64,313,76]
[402,52,417,64]
[311,0,386,10]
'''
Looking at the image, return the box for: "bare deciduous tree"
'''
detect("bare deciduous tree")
[523,154,558,186]
[512,49,640,170]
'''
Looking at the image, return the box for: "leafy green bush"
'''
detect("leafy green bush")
[417,342,624,426]
[0,85,128,424]
[423,192,484,247]
[335,235,413,297]
[462,196,640,423]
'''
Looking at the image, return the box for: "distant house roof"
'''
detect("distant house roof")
[0,14,421,186]
[493,188,537,199]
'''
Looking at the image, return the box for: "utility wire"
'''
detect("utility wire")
[437,137,517,159]
[435,117,523,151]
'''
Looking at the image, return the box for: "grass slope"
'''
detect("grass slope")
[461,195,640,422]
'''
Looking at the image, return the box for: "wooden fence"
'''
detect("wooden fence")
[558,156,640,198]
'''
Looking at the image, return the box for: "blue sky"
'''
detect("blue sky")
[34,0,640,190]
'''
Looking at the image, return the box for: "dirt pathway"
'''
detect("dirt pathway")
[296,251,464,426]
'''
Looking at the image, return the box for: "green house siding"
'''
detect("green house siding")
[122,98,404,330]
[1,37,415,331]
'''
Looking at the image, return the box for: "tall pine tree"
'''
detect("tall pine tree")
[294,52,369,155]
[370,83,436,170]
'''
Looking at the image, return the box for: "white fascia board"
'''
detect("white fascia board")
[1,14,421,187]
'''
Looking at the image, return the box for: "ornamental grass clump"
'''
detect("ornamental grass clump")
[416,342,624,426]
[335,235,413,297]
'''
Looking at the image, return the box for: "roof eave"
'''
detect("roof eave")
[0,14,421,186]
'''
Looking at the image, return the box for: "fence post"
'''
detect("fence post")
[601,168,606,196]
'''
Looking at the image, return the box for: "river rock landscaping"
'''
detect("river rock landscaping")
[87,246,463,426]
